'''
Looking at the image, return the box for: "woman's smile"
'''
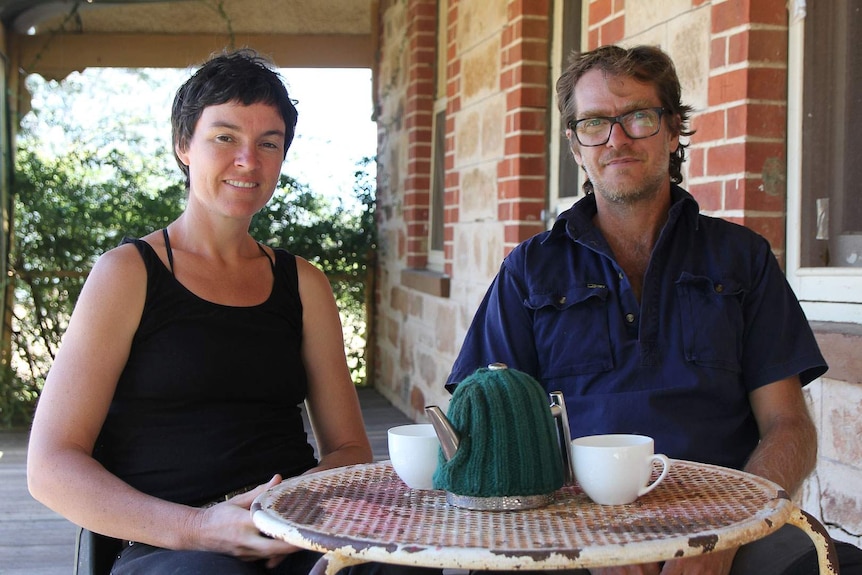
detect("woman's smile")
[225,179,258,189]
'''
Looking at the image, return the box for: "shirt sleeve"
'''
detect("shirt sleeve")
[740,238,828,390]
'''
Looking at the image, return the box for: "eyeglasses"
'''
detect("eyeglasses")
[567,107,666,146]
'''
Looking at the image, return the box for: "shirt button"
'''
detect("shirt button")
[618,272,624,280]
[625,313,636,323]
[558,296,567,305]
[715,284,724,293]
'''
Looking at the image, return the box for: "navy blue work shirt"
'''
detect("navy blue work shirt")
[447,186,827,470]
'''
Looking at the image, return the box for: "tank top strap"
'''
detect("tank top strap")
[162,228,175,276]
[162,228,272,273]
[257,242,275,269]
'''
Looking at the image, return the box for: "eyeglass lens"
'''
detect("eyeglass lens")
[574,108,663,146]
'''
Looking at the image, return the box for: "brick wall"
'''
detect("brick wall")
[498,0,549,252]
[692,0,790,257]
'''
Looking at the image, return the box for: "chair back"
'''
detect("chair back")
[74,527,122,575]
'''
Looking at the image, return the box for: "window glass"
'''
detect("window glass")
[430,107,445,252]
[427,0,448,272]
[800,0,862,268]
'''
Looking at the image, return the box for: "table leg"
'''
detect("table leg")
[785,506,840,575]
[310,552,369,575]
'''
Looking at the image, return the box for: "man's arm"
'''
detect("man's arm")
[657,376,818,575]
[744,375,817,494]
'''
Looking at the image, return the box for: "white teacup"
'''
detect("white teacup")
[571,434,670,505]
[387,423,440,490]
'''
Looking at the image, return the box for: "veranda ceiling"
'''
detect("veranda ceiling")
[1,0,374,79]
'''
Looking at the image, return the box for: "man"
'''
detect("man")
[447,45,861,574]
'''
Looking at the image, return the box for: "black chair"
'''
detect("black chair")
[74,527,123,575]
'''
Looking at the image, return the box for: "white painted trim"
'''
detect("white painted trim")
[800,301,862,325]
[547,0,565,229]
[547,0,586,229]
[427,249,445,273]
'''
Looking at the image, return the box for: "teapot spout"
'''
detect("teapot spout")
[424,405,460,461]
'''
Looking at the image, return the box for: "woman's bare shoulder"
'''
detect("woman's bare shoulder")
[83,241,150,297]
[293,254,328,283]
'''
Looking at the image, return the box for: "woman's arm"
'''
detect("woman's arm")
[295,256,373,472]
[25,244,213,549]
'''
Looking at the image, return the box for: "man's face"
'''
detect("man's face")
[569,69,679,206]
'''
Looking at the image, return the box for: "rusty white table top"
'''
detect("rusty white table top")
[252,460,834,573]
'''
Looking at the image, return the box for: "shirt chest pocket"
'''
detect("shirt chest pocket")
[525,285,614,378]
[675,273,744,373]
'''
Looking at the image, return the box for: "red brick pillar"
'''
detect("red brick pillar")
[587,0,625,47]
[690,0,790,258]
[499,0,551,255]
[403,0,437,269]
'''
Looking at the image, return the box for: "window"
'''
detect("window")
[547,0,583,227]
[787,0,862,322]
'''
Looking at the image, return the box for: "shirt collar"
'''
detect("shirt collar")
[545,184,701,245]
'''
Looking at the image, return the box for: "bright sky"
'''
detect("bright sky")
[25,67,377,204]
[281,68,377,201]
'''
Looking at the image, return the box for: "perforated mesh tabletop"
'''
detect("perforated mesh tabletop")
[251,460,837,573]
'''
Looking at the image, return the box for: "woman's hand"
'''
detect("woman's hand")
[191,475,302,567]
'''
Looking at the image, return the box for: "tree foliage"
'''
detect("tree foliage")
[1,70,376,428]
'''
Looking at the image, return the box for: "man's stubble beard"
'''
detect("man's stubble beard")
[593,169,665,206]
[586,151,671,206]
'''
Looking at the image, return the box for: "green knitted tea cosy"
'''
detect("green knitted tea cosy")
[432,365,564,497]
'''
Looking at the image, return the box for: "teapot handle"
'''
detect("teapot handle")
[550,391,575,485]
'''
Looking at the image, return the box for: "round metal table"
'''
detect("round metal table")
[252,460,838,574]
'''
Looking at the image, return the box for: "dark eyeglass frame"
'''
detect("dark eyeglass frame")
[566,107,667,147]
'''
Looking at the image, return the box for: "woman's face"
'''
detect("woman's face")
[176,101,286,221]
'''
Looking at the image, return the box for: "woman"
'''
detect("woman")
[27,49,379,574]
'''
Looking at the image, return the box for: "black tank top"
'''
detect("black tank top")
[94,236,317,505]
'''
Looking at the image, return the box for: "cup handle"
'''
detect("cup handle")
[637,454,671,497]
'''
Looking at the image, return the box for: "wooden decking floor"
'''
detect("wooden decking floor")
[0,386,414,574]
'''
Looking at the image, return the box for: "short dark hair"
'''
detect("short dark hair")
[171,48,298,187]
[555,44,695,193]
